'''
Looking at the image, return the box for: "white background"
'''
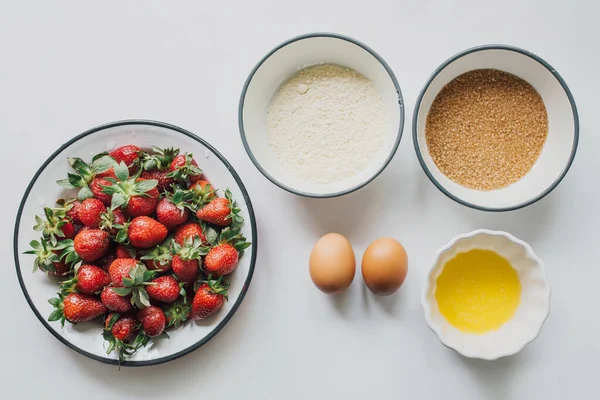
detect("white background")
[1,1,598,399]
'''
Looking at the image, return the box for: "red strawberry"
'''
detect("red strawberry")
[164,298,191,328]
[203,227,251,277]
[61,264,110,295]
[101,286,133,312]
[65,200,83,224]
[78,198,107,228]
[108,314,138,342]
[173,223,206,246]
[109,262,157,309]
[115,244,136,259]
[108,258,139,287]
[50,260,71,276]
[191,279,228,321]
[196,200,229,227]
[187,180,215,209]
[25,238,73,275]
[171,238,203,287]
[204,244,239,277]
[189,179,212,190]
[104,313,114,329]
[128,216,168,249]
[60,221,76,239]
[90,177,114,205]
[141,244,172,272]
[34,207,76,240]
[103,313,144,361]
[147,276,181,303]
[109,144,141,172]
[124,180,159,217]
[141,169,174,193]
[169,154,202,184]
[99,208,127,235]
[156,196,190,230]
[137,306,166,337]
[189,179,216,197]
[172,255,199,288]
[57,155,115,201]
[100,162,159,216]
[74,229,111,261]
[48,292,107,326]
[196,189,242,227]
[77,226,94,234]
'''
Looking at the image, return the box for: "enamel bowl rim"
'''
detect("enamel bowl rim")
[421,229,551,360]
[13,119,258,367]
[238,31,405,198]
[412,44,579,212]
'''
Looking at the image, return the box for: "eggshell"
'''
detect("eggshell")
[361,238,408,296]
[309,233,356,294]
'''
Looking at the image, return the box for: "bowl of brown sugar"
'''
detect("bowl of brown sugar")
[413,45,579,211]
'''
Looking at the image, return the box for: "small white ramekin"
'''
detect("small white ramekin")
[421,229,551,360]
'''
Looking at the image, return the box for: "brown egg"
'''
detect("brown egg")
[361,238,408,296]
[309,233,356,294]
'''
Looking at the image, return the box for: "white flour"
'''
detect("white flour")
[266,64,387,184]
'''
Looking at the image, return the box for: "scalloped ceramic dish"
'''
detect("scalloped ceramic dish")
[13,120,258,367]
[422,229,551,360]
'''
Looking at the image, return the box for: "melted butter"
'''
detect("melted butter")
[435,249,521,334]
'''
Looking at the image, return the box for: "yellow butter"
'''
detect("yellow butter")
[435,249,521,334]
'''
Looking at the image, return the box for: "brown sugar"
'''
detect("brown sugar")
[425,69,548,191]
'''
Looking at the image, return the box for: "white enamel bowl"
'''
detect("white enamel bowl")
[413,45,579,211]
[422,230,551,360]
[239,32,404,198]
[14,120,257,366]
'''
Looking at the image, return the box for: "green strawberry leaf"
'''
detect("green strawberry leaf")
[68,173,86,188]
[138,289,150,308]
[205,226,218,245]
[68,157,89,171]
[122,276,135,287]
[48,297,61,307]
[48,309,63,322]
[135,179,158,193]
[143,270,156,281]
[77,185,94,201]
[112,287,132,296]
[115,227,129,244]
[105,312,121,329]
[91,155,115,174]
[91,151,110,162]
[142,158,157,170]
[235,241,252,251]
[57,179,76,189]
[114,161,129,182]
[111,193,127,210]
[134,264,145,284]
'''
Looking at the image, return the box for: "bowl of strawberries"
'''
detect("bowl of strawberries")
[14,120,257,366]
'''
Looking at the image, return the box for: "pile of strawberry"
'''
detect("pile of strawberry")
[25,144,250,361]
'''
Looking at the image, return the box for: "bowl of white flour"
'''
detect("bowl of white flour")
[239,33,404,197]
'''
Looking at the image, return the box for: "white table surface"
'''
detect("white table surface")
[2,1,598,399]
